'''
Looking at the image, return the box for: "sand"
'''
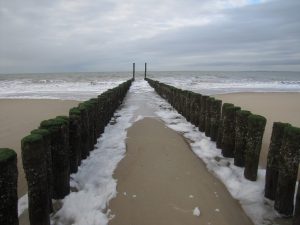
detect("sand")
[108,118,253,225]
[0,99,80,197]
[214,92,300,168]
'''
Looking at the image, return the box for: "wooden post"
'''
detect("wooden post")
[144,62,147,79]
[210,99,222,142]
[22,134,50,225]
[40,119,70,199]
[216,103,233,149]
[221,105,240,157]
[265,122,291,200]
[133,63,135,80]
[234,110,252,167]
[30,129,53,212]
[244,114,266,181]
[0,148,18,225]
[275,126,300,216]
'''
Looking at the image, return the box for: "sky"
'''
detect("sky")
[0,0,299,73]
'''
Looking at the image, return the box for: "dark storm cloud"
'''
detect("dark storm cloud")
[0,0,299,73]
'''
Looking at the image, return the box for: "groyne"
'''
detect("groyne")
[146,78,300,221]
[0,79,133,225]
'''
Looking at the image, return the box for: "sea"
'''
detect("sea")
[1,71,300,100]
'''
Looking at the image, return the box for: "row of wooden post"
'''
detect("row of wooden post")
[0,79,133,225]
[146,78,300,221]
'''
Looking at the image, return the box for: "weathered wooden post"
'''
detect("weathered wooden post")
[265,122,291,200]
[22,134,50,225]
[221,105,240,157]
[294,181,300,225]
[144,62,147,79]
[244,114,266,181]
[205,97,214,137]
[69,108,82,173]
[0,148,18,225]
[78,104,90,159]
[199,95,208,132]
[210,99,222,142]
[234,110,252,167]
[133,63,135,80]
[40,118,70,199]
[30,129,53,212]
[275,126,300,216]
[216,103,234,149]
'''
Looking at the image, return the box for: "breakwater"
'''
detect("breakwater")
[0,79,133,225]
[146,78,300,222]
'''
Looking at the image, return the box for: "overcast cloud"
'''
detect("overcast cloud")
[0,0,299,73]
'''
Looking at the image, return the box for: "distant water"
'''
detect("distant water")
[0,71,300,100]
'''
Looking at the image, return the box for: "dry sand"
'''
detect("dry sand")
[214,92,300,168]
[0,99,79,197]
[108,118,253,225]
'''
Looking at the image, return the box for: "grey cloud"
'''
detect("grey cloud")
[0,0,299,73]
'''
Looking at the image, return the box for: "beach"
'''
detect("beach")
[0,99,80,197]
[214,92,300,168]
[0,84,298,225]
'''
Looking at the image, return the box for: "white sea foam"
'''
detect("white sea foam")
[1,71,300,100]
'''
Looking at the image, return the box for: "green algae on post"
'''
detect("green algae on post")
[234,110,252,167]
[0,148,18,225]
[30,129,53,213]
[210,99,222,142]
[216,103,234,149]
[264,122,291,200]
[21,134,50,225]
[244,114,267,181]
[221,105,240,157]
[40,119,70,199]
[275,126,300,216]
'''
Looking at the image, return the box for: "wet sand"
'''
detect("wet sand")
[108,118,253,225]
[214,92,300,168]
[0,99,80,197]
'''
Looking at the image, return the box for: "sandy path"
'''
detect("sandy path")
[108,118,253,225]
[0,99,80,197]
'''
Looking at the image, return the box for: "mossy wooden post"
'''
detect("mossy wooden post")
[69,108,82,173]
[217,103,233,149]
[221,106,240,157]
[210,99,222,142]
[275,126,300,216]
[97,95,106,134]
[199,95,208,132]
[0,148,18,225]
[265,122,291,200]
[22,134,49,225]
[193,93,202,127]
[78,104,90,159]
[30,129,53,212]
[244,114,266,181]
[144,62,147,79]
[133,63,135,80]
[205,97,214,137]
[293,181,300,225]
[40,119,70,199]
[234,110,252,167]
